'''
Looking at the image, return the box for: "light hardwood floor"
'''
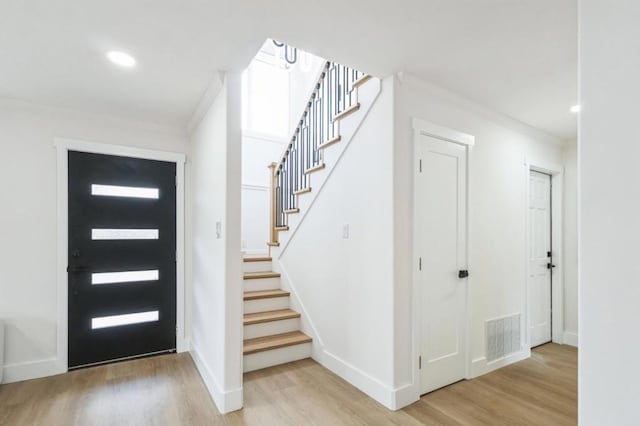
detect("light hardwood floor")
[0,343,576,425]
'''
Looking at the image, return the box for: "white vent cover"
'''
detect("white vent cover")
[486,313,521,362]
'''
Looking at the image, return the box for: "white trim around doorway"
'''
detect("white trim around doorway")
[53,138,188,376]
[409,118,474,405]
[524,158,565,347]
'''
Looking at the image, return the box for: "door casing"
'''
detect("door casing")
[411,118,474,398]
[525,160,564,347]
[54,138,187,374]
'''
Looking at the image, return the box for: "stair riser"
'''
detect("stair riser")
[243,318,300,339]
[242,261,273,273]
[244,297,290,314]
[244,277,280,292]
[243,342,312,373]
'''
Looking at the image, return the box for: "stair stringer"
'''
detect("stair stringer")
[273,77,382,255]
[270,260,326,362]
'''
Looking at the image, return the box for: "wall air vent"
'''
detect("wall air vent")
[486,313,521,362]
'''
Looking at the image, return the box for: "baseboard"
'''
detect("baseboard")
[320,349,397,410]
[1,357,65,384]
[470,348,530,378]
[563,331,578,347]
[189,345,242,414]
[177,337,190,353]
[391,382,419,410]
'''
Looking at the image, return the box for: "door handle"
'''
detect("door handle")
[67,265,89,273]
[546,263,556,270]
[458,270,469,278]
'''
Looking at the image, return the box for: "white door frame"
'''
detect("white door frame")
[53,138,188,374]
[525,158,564,346]
[411,118,475,398]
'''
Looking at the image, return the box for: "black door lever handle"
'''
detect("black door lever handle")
[458,270,469,278]
[547,263,556,269]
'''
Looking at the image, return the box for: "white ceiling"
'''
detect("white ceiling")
[0,0,577,139]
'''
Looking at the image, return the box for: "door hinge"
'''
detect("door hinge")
[419,159,422,173]
[175,175,178,187]
[419,257,422,271]
[419,356,422,369]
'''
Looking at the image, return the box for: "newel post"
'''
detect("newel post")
[268,162,278,246]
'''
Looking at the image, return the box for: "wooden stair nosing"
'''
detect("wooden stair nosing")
[284,208,300,214]
[244,308,301,325]
[243,289,290,301]
[333,103,360,121]
[243,271,280,280]
[243,331,312,355]
[305,163,325,174]
[352,74,372,88]
[294,187,312,195]
[267,241,280,247]
[318,135,342,150]
[275,226,289,231]
[243,256,272,263]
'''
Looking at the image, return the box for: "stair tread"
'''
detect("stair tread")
[244,271,280,280]
[318,135,342,150]
[243,256,272,262]
[244,309,300,325]
[334,103,360,121]
[244,289,290,300]
[352,74,372,88]
[305,163,325,174]
[243,331,312,355]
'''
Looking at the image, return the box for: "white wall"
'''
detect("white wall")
[188,73,243,413]
[0,98,188,382]
[241,135,285,253]
[274,72,571,410]
[563,140,578,345]
[392,74,565,396]
[277,77,396,406]
[580,1,640,423]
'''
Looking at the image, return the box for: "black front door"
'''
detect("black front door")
[68,151,176,368]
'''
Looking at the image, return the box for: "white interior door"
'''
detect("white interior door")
[528,170,552,347]
[416,134,468,394]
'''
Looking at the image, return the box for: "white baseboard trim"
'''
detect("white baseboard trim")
[319,349,397,410]
[177,337,190,353]
[392,382,419,410]
[1,357,65,384]
[563,331,578,347]
[190,345,242,413]
[470,348,531,378]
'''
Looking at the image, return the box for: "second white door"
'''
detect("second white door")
[416,134,468,394]
[528,171,552,347]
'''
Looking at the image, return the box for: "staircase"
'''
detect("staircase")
[242,60,376,372]
[267,62,373,247]
[242,255,311,372]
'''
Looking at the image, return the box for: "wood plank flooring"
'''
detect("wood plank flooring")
[0,343,577,425]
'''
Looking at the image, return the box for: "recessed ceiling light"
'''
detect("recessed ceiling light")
[570,104,581,113]
[106,51,136,68]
